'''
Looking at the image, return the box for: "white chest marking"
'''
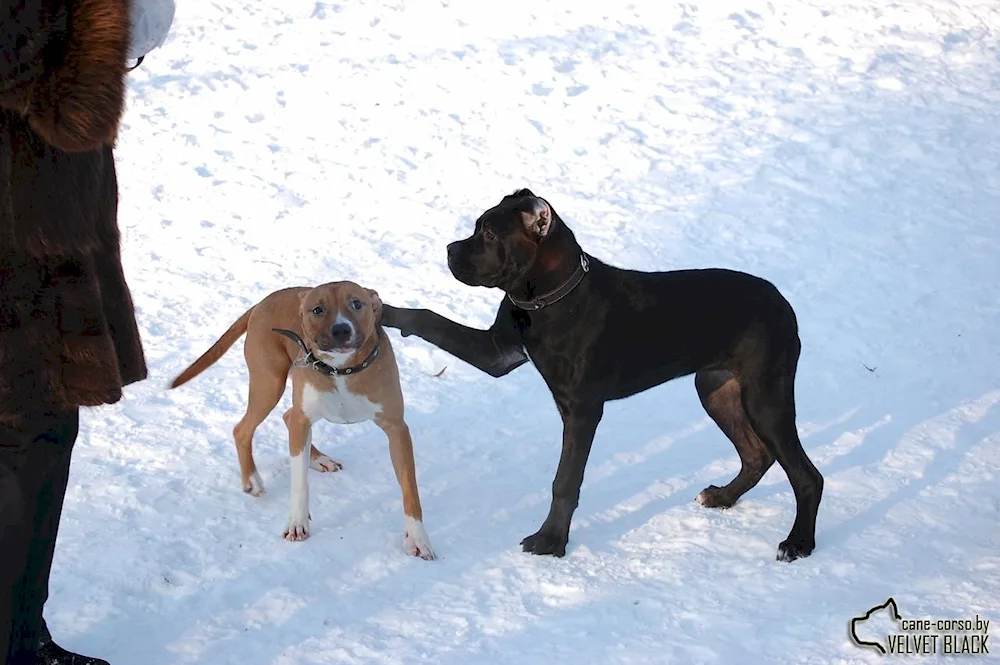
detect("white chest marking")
[301,380,381,425]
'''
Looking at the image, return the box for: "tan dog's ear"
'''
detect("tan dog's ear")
[367,289,383,323]
[520,197,553,239]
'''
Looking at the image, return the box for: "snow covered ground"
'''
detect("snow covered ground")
[42,0,1000,662]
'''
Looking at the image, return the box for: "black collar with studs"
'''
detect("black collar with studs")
[507,253,590,311]
[272,327,382,376]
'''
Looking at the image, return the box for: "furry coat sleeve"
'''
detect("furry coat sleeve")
[1,0,148,425]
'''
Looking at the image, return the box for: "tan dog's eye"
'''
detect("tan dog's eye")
[311,306,324,316]
[350,298,363,310]
[483,229,496,241]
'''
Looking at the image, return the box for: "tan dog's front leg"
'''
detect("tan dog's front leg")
[283,407,313,541]
[376,415,435,560]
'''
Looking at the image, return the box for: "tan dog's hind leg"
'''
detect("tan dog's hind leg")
[310,445,344,473]
[376,415,435,560]
[282,407,313,541]
[232,367,288,497]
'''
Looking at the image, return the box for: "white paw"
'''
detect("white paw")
[283,513,310,542]
[310,455,343,473]
[244,471,266,497]
[403,516,436,560]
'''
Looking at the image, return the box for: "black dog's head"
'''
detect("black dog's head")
[447,188,558,290]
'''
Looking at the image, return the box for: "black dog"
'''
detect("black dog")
[380,189,824,562]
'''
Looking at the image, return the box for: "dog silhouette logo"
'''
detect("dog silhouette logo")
[851,598,902,654]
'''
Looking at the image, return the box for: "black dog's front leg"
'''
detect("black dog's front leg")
[381,302,528,378]
[521,402,605,557]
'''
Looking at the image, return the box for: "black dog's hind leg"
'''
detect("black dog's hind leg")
[380,302,529,378]
[739,369,824,562]
[694,369,775,509]
[521,402,604,557]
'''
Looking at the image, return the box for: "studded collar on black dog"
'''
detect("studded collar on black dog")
[272,327,382,376]
[507,253,591,311]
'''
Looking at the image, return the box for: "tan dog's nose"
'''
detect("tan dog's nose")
[330,322,352,345]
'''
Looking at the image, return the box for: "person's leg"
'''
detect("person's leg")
[25,408,111,665]
[36,616,110,665]
[1,410,78,665]
[1,420,40,663]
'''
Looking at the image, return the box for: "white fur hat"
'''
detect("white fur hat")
[128,0,176,61]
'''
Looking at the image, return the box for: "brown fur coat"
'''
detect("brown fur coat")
[1,0,147,424]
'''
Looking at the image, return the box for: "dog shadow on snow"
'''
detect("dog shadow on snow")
[571,383,1000,559]
[82,23,1000,665]
[70,424,447,664]
[79,379,1000,664]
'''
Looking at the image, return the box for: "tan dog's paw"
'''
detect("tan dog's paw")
[283,513,310,541]
[310,455,344,473]
[243,471,266,497]
[282,506,312,541]
[403,516,436,560]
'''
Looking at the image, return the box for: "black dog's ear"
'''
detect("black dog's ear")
[502,188,535,203]
[520,196,553,239]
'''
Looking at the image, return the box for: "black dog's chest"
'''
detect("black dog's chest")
[517,311,602,389]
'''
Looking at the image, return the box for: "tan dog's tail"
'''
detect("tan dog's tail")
[170,307,254,389]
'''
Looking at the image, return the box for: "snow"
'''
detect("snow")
[41,0,1000,662]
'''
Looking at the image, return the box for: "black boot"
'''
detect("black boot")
[37,619,110,665]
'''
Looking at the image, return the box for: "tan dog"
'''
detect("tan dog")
[169,281,435,559]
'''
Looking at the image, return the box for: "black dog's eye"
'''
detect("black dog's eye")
[483,229,496,241]
[350,298,363,310]
[311,306,324,316]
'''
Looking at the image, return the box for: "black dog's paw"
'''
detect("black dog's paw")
[695,485,736,509]
[520,529,568,557]
[776,535,815,562]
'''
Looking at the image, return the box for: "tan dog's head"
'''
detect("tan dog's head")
[298,281,382,360]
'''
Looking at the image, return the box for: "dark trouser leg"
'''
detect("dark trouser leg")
[0,410,79,665]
